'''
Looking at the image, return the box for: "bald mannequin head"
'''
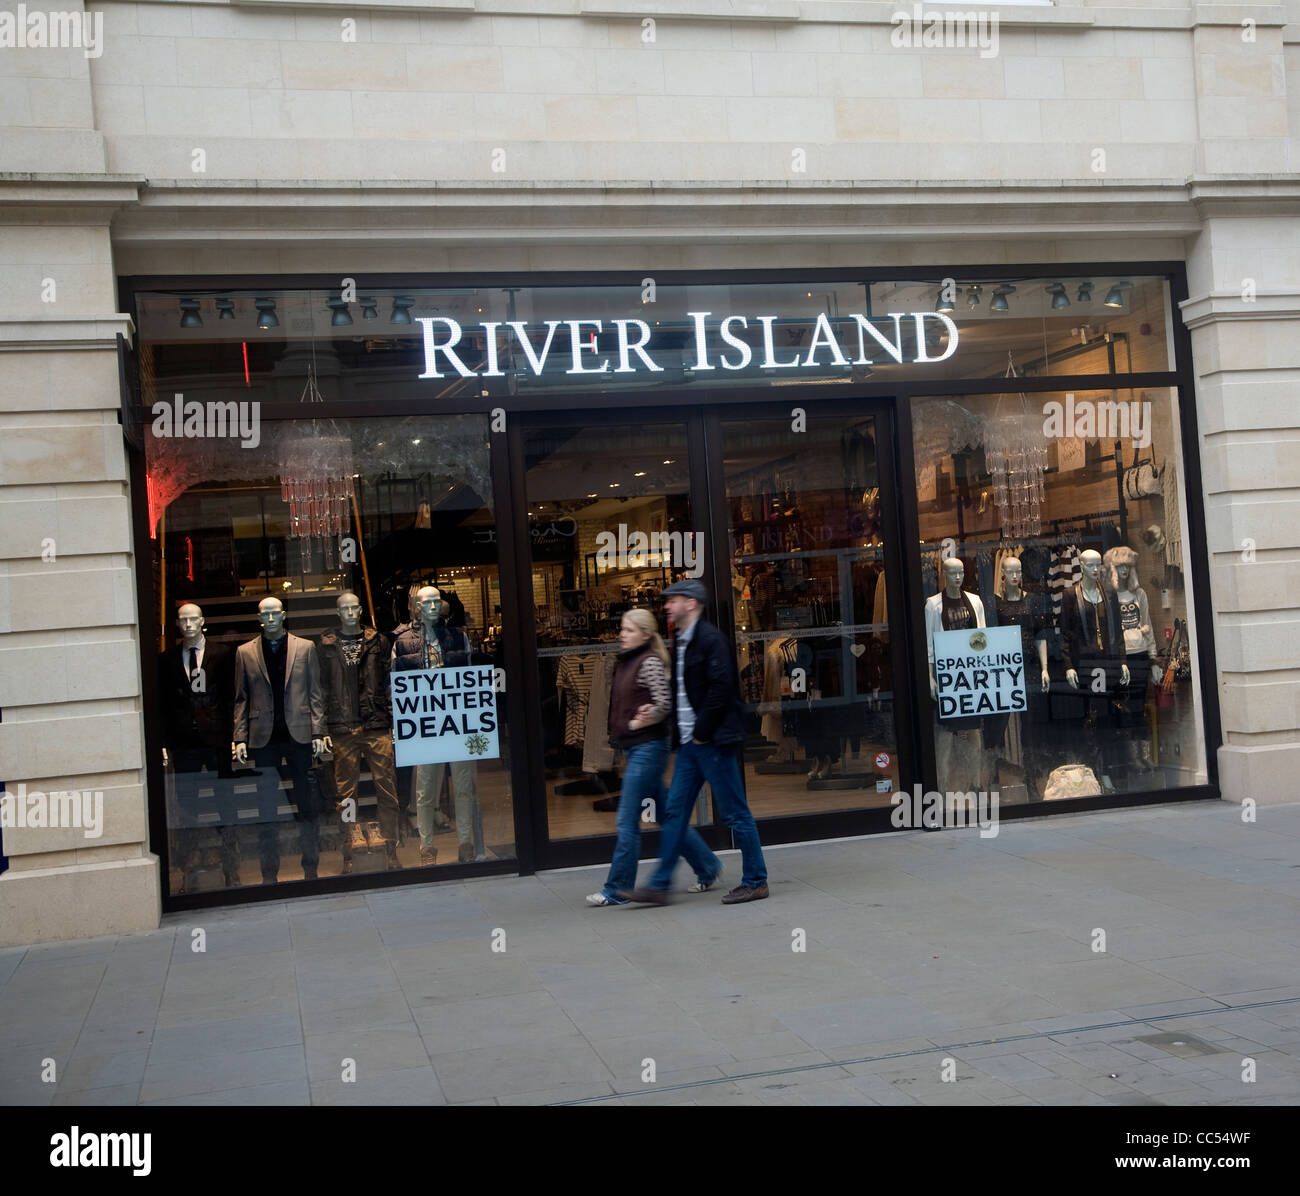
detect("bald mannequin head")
[337,591,363,634]
[258,596,286,641]
[941,556,965,597]
[176,602,204,647]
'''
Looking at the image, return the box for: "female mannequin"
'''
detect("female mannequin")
[1104,545,1160,770]
[986,556,1050,800]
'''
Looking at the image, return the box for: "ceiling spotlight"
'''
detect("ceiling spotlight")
[391,296,414,325]
[1047,283,1070,310]
[1077,281,1093,303]
[990,285,1016,312]
[634,471,646,477]
[216,298,235,320]
[328,298,353,326]
[255,297,279,329]
[1104,281,1132,308]
[179,298,202,328]
[935,288,957,314]
[360,297,378,319]
[966,285,982,309]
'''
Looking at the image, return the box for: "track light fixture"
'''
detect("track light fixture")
[179,298,202,328]
[1076,281,1093,303]
[327,298,353,326]
[1103,281,1132,309]
[990,284,1016,312]
[361,297,378,319]
[255,297,279,329]
[391,296,414,325]
[216,298,235,320]
[1047,283,1070,310]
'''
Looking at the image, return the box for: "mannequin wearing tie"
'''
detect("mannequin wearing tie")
[158,602,239,891]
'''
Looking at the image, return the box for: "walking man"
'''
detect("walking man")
[622,580,769,905]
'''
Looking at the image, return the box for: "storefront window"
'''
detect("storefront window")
[146,412,514,894]
[911,385,1205,807]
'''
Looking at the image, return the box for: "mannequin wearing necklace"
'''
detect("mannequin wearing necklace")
[923,556,987,795]
[1060,549,1128,789]
[984,557,1051,801]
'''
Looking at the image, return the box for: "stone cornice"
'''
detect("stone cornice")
[0,175,144,223]
[1179,291,1300,328]
[0,316,136,351]
[99,176,1297,248]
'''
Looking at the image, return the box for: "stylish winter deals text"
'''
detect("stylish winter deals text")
[392,667,499,766]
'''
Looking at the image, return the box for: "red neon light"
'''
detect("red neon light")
[242,341,250,385]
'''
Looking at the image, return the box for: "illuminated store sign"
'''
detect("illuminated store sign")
[416,311,959,379]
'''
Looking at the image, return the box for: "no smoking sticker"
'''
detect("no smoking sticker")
[875,751,891,769]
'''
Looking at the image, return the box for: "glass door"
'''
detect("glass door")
[517,414,719,853]
[708,404,912,828]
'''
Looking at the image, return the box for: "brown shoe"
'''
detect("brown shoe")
[618,887,670,905]
[419,846,437,866]
[721,883,769,904]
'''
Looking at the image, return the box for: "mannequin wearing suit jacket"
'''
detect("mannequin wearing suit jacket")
[924,557,988,799]
[232,596,326,883]
[158,602,240,890]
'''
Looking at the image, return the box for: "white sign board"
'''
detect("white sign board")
[391,666,500,767]
[933,625,1026,719]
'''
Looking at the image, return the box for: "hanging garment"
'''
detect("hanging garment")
[556,655,594,747]
[1047,544,1082,619]
[1162,459,1182,570]
[977,550,997,625]
[582,653,617,773]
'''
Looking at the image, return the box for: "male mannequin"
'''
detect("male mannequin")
[232,596,327,883]
[923,557,987,794]
[317,592,402,872]
[985,558,1051,800]
[1061,549,1129,787]
[392,586,484,864]
[158,602,239,890]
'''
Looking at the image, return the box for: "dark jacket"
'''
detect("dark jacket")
[158,640,234,761]
[317,626,392,732]
[392,621,471,672]
[670,616,746,749]
[608,642,669,750]
[1062,581,1128,672]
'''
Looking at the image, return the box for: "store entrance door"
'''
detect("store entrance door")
[512,399,916,871]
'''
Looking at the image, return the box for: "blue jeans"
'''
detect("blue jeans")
[604,739,719,900]
[646,739,766,892]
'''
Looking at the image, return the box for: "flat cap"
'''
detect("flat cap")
[661,579,709,604]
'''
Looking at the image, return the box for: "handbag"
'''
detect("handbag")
[1044,764,1101,799]
[1123,433,1162,500]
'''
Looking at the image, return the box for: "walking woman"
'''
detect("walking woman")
[586,608,722,906]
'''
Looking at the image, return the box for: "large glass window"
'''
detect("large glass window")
[145,411,515,895]
[911,385,1205,806]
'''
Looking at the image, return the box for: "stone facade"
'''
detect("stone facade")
[2,0,1298,943]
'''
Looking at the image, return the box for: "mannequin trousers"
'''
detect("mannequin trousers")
[251,740,321,878]
[935,724,984,793]
[172,749,240,878]
[327,726,401,852]
[414,760,480,852]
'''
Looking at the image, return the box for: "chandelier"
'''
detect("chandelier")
[983,356,1046,539]
[277,359,353,572]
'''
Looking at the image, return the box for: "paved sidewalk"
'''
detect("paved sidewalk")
[3,799,1300,1106]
